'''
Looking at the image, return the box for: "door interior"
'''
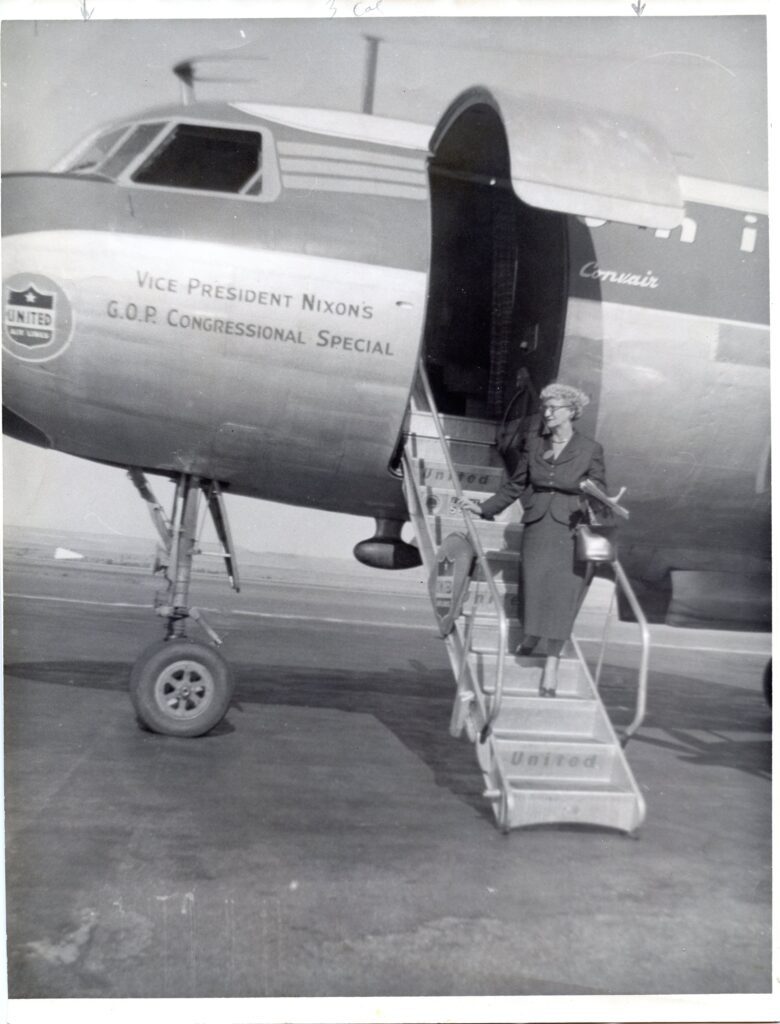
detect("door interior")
[424,100,569,422]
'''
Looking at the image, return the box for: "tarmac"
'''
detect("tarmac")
[2,555,774,1014]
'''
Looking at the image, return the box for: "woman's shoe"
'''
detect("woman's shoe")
[516,635,540,657]
[539,670,558,697]
[540,652,559,697]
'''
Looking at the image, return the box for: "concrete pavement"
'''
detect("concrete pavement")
[3,558,772,1006]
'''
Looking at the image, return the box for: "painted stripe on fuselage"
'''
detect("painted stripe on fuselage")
[679,176,768,216]
[1,173,431,272]
[279,158,427,187]
[277,140,426,172]
[281,175,428,201]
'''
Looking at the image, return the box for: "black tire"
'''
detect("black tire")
[129,639,234,737]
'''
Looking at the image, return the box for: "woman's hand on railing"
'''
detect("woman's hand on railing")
[455,497,483,516]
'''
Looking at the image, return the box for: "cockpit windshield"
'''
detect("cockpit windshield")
[100,123,167,179]
[131,123,262,194]
[60,119,266,197]
[62,125,132,174]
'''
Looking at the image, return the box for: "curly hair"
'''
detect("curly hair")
[539,382,591,420]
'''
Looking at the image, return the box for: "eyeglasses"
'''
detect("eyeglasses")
[541,403,571,414]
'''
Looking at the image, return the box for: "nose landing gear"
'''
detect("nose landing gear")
[127,471,239,737]
[129,638,233,737]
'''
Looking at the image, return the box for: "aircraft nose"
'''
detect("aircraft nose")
[2,170,114,239]
[2,172,50,237]
[2,178,81,410]
[3,405,52,448]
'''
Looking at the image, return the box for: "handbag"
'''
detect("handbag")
[574,523,615,563]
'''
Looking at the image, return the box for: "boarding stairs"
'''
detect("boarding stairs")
[400,370,649,833]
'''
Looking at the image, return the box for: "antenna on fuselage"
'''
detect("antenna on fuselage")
[174,60,195,105]
[362,34,382,114]
[173,55,268,105]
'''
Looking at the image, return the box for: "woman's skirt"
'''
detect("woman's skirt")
[521,511,588,642]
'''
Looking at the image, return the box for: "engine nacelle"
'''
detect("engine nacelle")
[617,567,771,632]
[353,518,422,570]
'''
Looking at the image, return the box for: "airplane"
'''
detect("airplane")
[2,41,770,753]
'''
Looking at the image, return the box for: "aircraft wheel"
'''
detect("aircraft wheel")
[763,660,772,708]
[130,639,234,737]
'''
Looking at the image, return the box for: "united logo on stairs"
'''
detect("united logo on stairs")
[401,379,647,835]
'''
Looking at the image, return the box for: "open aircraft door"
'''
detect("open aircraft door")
[422,86,684,419]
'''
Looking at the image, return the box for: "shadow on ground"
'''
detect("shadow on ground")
[596,665,771,780]
[5,656,772,799]
[4,656,490,818]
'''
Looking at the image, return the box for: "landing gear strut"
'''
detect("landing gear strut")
[127,471,239,737]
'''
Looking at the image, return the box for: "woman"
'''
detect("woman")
[459,382,610,697]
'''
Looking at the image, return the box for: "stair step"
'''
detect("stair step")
[476,551,523,583]
[496,735,620,783]
[501,782,644,833]
[469,621,578,660]
[407,410,498,444]
[421,487,495,516]
[466,589,521,620]
[434,574,519,608]
[469,619,525,651]
[491,694,599,736]
[471,653,588,697]
[411,459,507,493]
[427,515,523,554]
[408,435,505,469]
[463,577,520,599]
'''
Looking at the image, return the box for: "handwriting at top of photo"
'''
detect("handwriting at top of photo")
[324,0,385,16]
[354,0,384,14]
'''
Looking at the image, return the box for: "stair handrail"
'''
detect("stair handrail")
[585,553,650,744]
[570,556,649,747]
[416,364,509,730]
[577,475,649,743]
[610,559,651,744]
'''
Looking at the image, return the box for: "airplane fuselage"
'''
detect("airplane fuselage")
[2,97,770,628]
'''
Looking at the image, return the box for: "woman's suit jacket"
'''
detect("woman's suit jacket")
[479,429,608,527]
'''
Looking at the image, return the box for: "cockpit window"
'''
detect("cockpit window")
[65,125,131,174]
[131,123,262,193]
[100,122,167,179]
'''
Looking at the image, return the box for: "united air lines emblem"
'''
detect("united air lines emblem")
[6,285,55,346]
[3,273,73,362]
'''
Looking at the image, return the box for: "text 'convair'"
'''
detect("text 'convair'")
[579,263,659,289]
